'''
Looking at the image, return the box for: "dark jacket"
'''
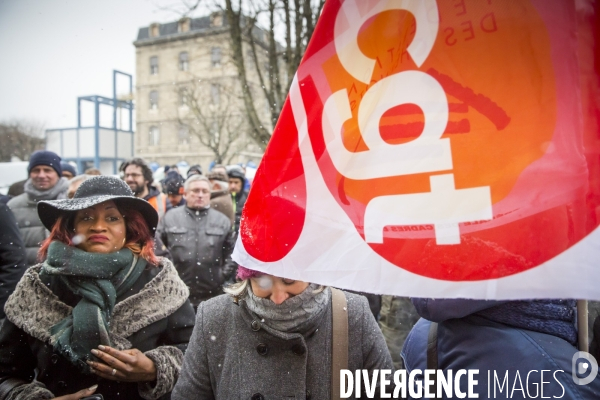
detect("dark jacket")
[228,167,248,233]
[0,205,27,319]
[231,190,248,233]
[7,179,25,198]
[402,298,600,399]
[172,290,394,399]
[157,206,236,306]
[0,258,195,400]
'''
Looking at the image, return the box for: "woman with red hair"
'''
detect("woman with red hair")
[0,175,195,400]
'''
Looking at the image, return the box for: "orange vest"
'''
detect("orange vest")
[147,193,167,219]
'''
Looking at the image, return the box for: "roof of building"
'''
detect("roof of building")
[135,14,230,45]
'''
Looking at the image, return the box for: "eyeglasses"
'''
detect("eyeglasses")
[189,188,210,195]
[124,173,143,179]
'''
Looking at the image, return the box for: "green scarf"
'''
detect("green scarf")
[41,241,147,373]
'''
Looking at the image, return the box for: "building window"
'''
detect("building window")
[211,13,223,27]
[210,120,220,142]
[210,84,220,105]
[149,90,158,110]
[150,23,160,38]
[179,88,189,107]
[179,52,189,71]
[178,126,190,145]
[150,56,158,75]
[149,126,160,146]
[211,47,221,67]
[178,18,190,33]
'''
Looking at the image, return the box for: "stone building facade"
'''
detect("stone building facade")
[133,13,267,170]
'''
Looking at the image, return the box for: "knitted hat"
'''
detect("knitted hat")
[236,266,264,280]
[164,175,184,195]
[60,162,77,177]
[28,150,62,176]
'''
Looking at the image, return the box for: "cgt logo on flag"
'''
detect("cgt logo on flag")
[234,0,600,299]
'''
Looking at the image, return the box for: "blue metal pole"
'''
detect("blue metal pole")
[113,70,117,130]
[77,98,81,128]
[95,97,100,169]
[129,73,133,133]
[113,70,118,174]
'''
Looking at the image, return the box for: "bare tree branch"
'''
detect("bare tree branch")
[0,121,46,162]
[172,0,323,150]
[177,79,247,164]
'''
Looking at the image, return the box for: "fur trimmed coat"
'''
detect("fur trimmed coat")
[0,257,195,400]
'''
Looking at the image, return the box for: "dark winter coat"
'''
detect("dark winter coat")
[0,258,195,400]
[172,290,394,399]
[0,205,27,319]
[7,181,68,266]
[157,206,236,306]
[402,298,600,399]
[231,190,248,233]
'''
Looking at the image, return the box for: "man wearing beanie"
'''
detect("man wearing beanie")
[8,150,69,266]
[164,174,186,208]
[186,164,202,178]
[60,161,77,179]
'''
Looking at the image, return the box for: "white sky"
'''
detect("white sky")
[0,0,205,131]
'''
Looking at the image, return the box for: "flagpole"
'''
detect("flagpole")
[578,300,589,352]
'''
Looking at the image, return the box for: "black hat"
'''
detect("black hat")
[164,175,184,195]
[228,168,246,182]
[187,164,202,177]
[29,150,62,176]
[37,175,158,236]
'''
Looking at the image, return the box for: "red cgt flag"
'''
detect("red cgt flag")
[233,0,600,300]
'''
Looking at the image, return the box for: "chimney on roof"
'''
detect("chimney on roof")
[178,18,190,33]
[210,12,223,27]
[150,23,160,38]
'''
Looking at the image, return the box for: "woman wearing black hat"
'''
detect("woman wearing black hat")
[0,176,195,400]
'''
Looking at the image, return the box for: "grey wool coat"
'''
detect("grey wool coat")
[7,178,69,267]
[7,193,52,266]
[172,289,394,400]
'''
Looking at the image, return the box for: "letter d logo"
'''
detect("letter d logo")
[572,351,598,385]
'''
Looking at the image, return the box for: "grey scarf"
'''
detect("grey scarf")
[25,177,69,201]
[245,283,330,332]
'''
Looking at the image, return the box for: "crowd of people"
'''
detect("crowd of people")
[0,150,598,399]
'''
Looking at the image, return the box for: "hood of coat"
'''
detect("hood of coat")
[210,188,230,200]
